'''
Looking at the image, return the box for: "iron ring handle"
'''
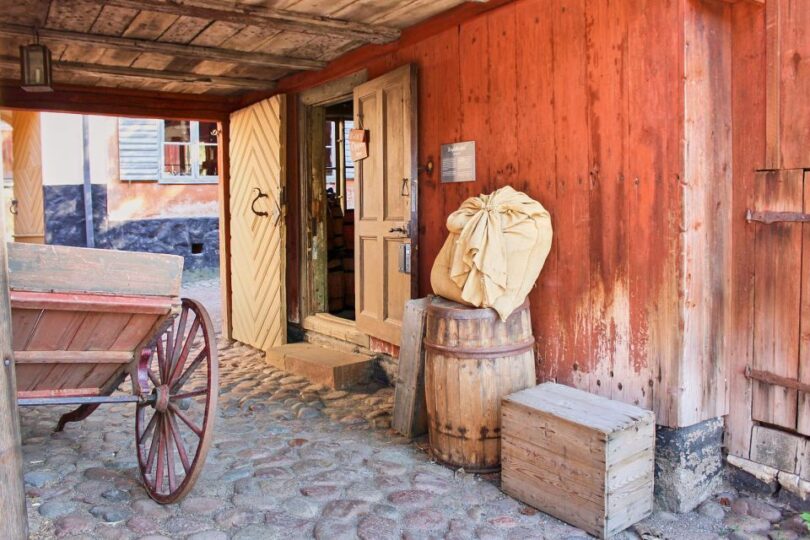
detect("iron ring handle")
[9,199,17,215]
[251,187,269,217]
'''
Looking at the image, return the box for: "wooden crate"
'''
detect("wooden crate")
[501,383,654,539]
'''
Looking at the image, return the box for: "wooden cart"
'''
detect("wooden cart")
[7,243,218,504]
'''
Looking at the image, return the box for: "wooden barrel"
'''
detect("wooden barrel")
[424,297,536,472]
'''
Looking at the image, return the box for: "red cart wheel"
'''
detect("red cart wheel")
[135,298,218,504]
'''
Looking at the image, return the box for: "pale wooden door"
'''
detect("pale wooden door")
[11,111,44,244]
[229,95,287,351]
[353,65,418,346]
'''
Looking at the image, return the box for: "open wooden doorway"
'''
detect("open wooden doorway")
[323,100,356,321]
[298,66,418,349]
[297,72,368,346]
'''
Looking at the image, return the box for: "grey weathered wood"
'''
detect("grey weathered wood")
[0,55,277,90]
[392,297,431,438]
[501,383,655,539]
[7,243,183,298]
[103,0,401,44]
[750,425,801,473]
[0,22,326,71]
[300,70,368,106]
[0,217,29,539]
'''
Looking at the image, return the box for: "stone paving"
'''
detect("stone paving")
[14,277,810,539]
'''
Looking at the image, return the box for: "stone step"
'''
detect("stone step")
[265,343,373,390]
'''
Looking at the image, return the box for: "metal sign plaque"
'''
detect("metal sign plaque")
[440,141,476,183]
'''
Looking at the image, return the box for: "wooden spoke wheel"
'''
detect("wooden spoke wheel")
[136,298,218,504]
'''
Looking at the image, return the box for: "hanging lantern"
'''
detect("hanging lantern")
[19,40,53,92]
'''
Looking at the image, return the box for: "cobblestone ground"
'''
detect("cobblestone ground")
[15,277,810,539]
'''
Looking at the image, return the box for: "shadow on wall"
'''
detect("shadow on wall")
[43,185,219,271]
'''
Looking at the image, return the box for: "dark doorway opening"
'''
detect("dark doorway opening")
[324,100,355,320]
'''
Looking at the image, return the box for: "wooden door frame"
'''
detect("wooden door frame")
[297,70,368,323]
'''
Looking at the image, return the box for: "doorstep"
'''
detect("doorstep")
[265,343,373,390]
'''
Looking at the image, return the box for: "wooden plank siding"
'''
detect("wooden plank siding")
[725,0,810,461]
[727,0,766,461]
[276,0,738,428]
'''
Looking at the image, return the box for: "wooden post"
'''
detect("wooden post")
[0,214,29,537]
[217,120,232,340]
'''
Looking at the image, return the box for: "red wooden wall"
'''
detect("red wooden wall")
[277,0,735,428]
[726,0,810,460]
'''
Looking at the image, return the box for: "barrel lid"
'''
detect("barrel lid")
[426,295,529,321]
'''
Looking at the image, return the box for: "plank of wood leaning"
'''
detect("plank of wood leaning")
[0,212,28,538]
[392,298,430,438]
[7,243,183,298]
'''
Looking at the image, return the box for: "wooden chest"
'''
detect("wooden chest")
[501,383,655,539]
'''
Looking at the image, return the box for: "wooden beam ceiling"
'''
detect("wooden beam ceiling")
[0,22,326,71]
[0,56,275,90]
[0,80,238,120]
[102,0,401,44]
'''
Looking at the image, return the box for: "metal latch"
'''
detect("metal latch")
[398,244,411,274]
[746,209,810,224]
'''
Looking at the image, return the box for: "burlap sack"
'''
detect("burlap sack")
[430,186,553,320]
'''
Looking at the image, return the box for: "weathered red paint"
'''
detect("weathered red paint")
[277,0,736,428]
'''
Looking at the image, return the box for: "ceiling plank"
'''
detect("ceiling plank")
[102,0,401,44]
[0,22,326,71]
[0,55,276,90]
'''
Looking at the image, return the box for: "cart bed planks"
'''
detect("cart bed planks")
[7,243,218,504]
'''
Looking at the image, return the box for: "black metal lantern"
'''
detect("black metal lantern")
[20,42,53,92]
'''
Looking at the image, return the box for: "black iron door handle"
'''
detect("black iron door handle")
[9,199,17,215]
[251,188,268,217]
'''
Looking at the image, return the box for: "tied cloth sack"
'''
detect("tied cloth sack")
[430,186,553,321]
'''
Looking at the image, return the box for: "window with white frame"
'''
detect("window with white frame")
[161,120,219,183]
[118,117,219,184]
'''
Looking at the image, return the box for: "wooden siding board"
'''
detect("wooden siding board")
[727,1,766,458]
[585,0,631,406]
[515,0,559,382]
[680,0,733,425]
[552,0,591,393]
[779,0,810,169]
[486,4,518,190]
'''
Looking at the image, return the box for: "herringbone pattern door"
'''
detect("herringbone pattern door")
[11,111,44,244]
[229,95,287,351]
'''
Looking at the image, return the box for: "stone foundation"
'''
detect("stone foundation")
[43,184,219,271]
[654,417,725,513]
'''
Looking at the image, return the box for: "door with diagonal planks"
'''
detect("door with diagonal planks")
[229,95,287,351]
[11,111,44,244]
